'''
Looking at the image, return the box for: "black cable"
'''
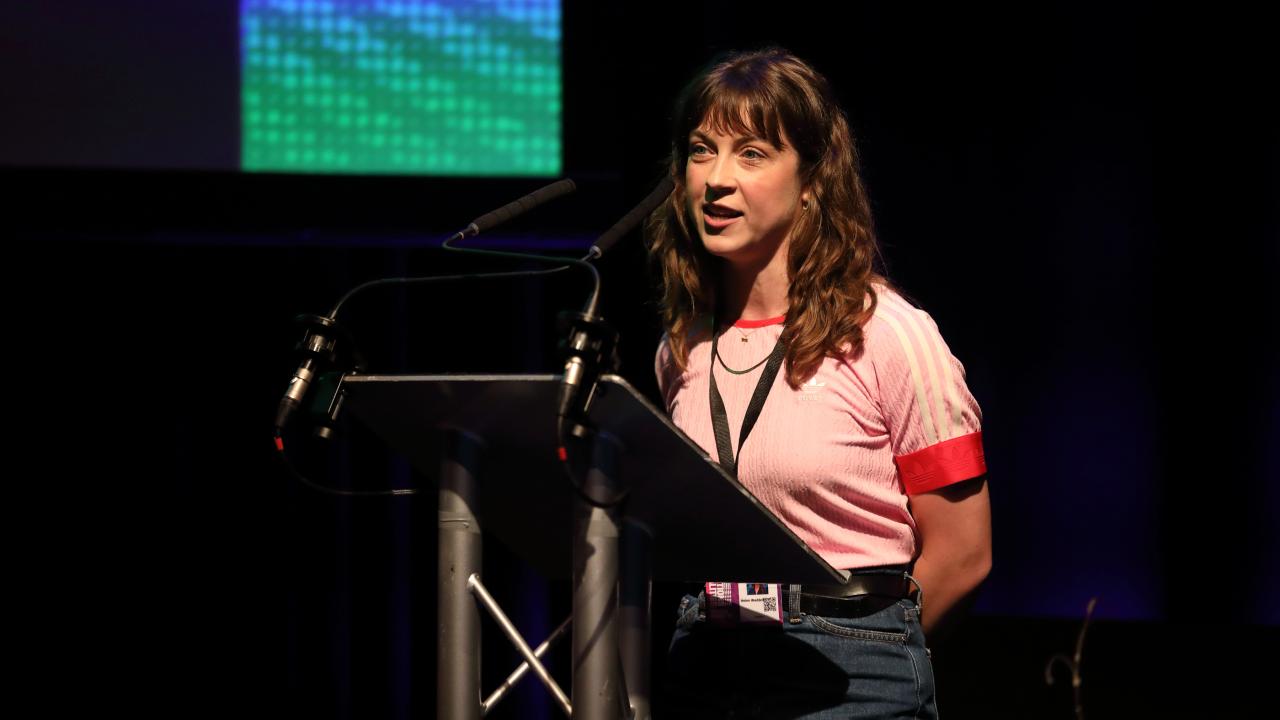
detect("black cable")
[440,233,603,318]
[273,431,418,497]
[555,419,629,510]
[327,260,581,320]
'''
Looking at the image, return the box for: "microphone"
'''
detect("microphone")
[557,180,674,432]
[275,357,316,432]
[454,178,577,241]
[274,314,344,433]
[588,177,675,260]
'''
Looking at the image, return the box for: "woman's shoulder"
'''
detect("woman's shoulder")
[654,315,714,374]
[867,282,922,324]
[860,282,951,361]
[654,315,715,405]
[656,315,714,353]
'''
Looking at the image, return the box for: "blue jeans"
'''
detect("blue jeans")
[664,592,937,719]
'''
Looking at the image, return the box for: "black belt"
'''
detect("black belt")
[781,573,915,619]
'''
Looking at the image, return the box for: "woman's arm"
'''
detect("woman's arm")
[908,475,992,642]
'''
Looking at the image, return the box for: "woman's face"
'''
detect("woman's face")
[684,122,805,268]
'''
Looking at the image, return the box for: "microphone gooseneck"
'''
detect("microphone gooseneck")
[589,176,675,261]
[463,178,577,237]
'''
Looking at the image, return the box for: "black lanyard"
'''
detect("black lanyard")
[709,325,786,478]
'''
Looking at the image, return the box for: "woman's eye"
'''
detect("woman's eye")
[689,144,710,156]
[741,148,765,160]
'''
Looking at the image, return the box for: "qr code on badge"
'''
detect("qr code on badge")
[761,597,777,613]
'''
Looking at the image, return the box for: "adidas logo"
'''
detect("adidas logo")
[799,376,826,401]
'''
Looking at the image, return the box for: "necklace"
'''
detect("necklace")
[714,324,776,375]
[716,348,772,375]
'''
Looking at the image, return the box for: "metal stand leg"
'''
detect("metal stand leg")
[439,432,483,720]
[572,433,623,720]
[471,576,573,717]
[620,522,653,720]
[482,615,573,716]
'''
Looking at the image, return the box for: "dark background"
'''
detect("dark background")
[7,1,1277,718]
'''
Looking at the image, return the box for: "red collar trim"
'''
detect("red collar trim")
[732,314,786,328]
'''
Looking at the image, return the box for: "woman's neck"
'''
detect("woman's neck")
[718,244,790,323]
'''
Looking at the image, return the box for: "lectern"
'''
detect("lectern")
[339,373,846,720]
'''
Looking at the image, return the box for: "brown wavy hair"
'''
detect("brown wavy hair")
[645,47,886,389]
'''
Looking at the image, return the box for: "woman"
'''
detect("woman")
[647,48,991,718]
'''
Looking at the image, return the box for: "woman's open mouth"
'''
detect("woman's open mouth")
[703,204,742,229]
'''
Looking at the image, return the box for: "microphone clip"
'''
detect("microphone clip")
[276,313,364,435]
[294,313,344,365]
[556,311,619,438]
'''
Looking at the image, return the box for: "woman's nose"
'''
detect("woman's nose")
[704,158,735,197]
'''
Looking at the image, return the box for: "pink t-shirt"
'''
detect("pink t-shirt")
[655,286,986,570]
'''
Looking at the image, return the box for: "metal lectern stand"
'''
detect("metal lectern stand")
[339,373,847,720]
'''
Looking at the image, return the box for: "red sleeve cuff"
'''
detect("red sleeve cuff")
[895,431,987,495]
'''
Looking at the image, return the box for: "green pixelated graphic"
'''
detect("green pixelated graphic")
[242,1,560,176]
